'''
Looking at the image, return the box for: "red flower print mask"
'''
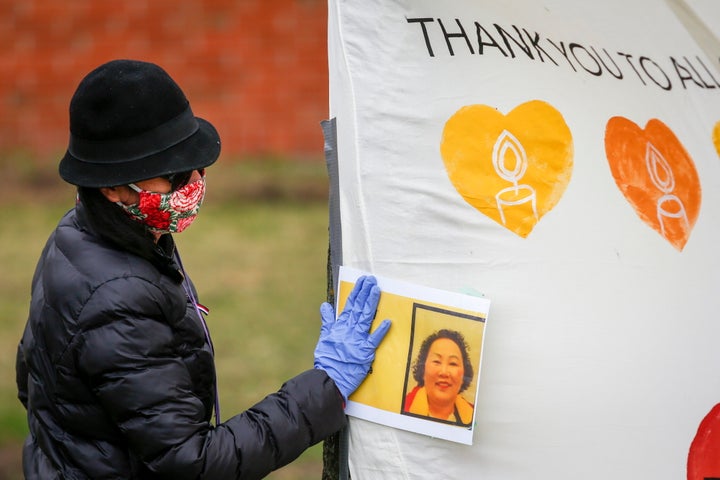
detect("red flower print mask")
[118,173,206,234]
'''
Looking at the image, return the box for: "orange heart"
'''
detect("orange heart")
[440,100,573,238]
[605,117,701,251]
[714,121,720,157]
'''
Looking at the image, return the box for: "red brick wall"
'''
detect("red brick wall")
[0,0,329,160]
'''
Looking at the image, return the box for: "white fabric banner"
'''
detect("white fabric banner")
[328,1,720,478]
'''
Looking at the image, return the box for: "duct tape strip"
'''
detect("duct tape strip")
[322,118,343,294]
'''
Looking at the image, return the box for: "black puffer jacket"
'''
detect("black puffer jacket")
[16,203,345,479]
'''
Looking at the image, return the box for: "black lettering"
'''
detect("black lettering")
[407,17,436,57]
[522,29,558,65]
[438,18,475,56]
[670,56,702,89]
[591,47,623,79]
[683,56,716,88]
[474,22,508,57]
[640,56,672,90]
[569,43,602,76]
[695,56,720,88]
[547,40,576,71]
[494,24,533,59]
[408,17,711,94]
[617,52,647,85]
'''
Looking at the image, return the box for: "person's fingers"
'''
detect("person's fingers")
[367,319,392,349]
[343,276,365,311]
[358,285,381,327]
[349,276,376,321]
[319,302,336,335]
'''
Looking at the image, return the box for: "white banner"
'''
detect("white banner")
[328,1,720,479]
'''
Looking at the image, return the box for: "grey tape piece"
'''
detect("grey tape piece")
[665,0,720,76]
[321,117,350,480]
[321,118,343,295]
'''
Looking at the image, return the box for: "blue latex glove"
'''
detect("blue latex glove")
[314,275,392,402]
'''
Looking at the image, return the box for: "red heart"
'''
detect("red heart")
[688,403,720,480]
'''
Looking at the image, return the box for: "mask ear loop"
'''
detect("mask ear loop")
[173,249,222,426]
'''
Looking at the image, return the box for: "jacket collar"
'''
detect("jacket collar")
[75,199,184,282]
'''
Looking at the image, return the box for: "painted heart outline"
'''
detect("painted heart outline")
[440,100,574,238]
[604,117,701,251]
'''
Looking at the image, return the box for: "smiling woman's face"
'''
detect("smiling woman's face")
[423,337,464,408]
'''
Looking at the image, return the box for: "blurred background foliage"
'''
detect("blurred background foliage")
[1,1,334,476]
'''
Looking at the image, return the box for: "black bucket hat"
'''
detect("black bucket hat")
[59,59,221,187]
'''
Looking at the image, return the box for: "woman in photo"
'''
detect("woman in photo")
[403,329,474,426]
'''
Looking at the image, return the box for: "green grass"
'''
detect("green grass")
[0,158,334,479]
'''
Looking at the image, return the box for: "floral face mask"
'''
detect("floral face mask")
[117,172,206,234]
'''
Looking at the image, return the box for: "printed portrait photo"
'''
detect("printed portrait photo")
[337,267,489,444]
[401,304,485,427]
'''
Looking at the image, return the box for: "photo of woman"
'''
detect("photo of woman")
[336,267,490,444]
[403,329,475,426]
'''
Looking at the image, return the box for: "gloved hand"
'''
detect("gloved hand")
[314,275,392,402]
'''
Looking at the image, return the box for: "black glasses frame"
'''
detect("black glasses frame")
[165,169,204,191]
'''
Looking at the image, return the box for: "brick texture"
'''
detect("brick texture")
[0,0,329,160]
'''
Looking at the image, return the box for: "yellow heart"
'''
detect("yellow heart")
[440,101,573,238]
[714,121,720,157]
